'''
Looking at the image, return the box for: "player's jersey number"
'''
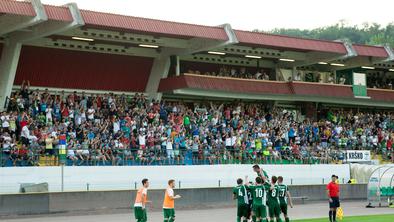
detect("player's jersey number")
[271,189,277,197]
[238,189,244,197]
[279,188,286,197]
[255,188,263,198]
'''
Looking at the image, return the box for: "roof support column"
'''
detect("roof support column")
[0,1,84,110]
[145,56,171,101]
[175,56,180,76]
[380,44,394,63]
[0,41,22,110]
[146,23,238,101]
[177,23,238,55]
[294,39,357,68]
[0,0,48,110]
[0,0,47,36]
[10,3,85,43]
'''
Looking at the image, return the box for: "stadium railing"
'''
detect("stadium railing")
[1,147,329,167]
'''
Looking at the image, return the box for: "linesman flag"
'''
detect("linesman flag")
[336,207,344,220]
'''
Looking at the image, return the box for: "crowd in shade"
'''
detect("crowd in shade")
[187,66,394,90]
[187,66,271,80]
[367,73,394,90]
[0,81,393,167]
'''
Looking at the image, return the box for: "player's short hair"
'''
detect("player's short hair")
[256,177,262,184]
[237,178,243,185]
[142,178,148,185]
[252,164,260,169]
[277,176,283,182]
[272,176,278,183]
[168,179,175,185]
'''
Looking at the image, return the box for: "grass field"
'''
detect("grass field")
[294,214,394,222]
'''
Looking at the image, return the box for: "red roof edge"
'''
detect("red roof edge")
[353,44,388,58]
[0,1,392,57]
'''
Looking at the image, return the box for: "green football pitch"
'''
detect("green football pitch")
[294,214,394,222]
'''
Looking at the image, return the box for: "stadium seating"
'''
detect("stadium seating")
[1,87,393,167]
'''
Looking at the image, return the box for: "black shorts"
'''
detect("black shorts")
[248,204,253,218]
[329,197,340,208]
[45,149,55,156]
[21,137,29,146]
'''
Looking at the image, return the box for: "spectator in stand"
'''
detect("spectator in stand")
[338,76,346,85]
[1,85,393,167]
[262,72,270,80]
[294,72,302,81]
[327,73,335,84]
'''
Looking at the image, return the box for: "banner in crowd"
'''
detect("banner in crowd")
[344,150,371,163]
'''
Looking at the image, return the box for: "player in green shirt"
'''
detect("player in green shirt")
[277,176,293,222]
[267,176,282,222]
[249,176,271,222]
[253,164,269,180]
[246,181,254,222]
[233,178,250,222]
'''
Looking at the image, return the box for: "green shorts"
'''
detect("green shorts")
[163,208,175,220]
[253,205,267,218]
[134,207,147,222]
[268,202,281,218]
[237,204,249,218]
[280,201,288,215]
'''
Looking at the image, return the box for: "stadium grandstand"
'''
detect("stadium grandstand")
[0,0,393,168]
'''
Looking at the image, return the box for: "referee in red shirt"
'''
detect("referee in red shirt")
[327,175,340,222]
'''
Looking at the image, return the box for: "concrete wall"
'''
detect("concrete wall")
[289,184,367,201]
[0,164,351,193]
[0,184,367,216]
[0,193,49,215]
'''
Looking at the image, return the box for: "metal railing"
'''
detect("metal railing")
[1,147,336,167]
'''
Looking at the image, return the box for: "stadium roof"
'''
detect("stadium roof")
[1,0,393,57]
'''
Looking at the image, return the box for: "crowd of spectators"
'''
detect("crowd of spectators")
[187,66,394,91]
[187,66,271,80]
[367,73,394,90]
[1,81,393,167]
[188,67,345,85]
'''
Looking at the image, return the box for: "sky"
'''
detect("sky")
[41,0,394,31]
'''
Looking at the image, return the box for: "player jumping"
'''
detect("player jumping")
[277,176,293,222]
[134,178,150,222]
[253,164,269,180]
[163,179,182,222]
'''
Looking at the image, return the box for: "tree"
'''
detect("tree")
[254,21,394,47]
